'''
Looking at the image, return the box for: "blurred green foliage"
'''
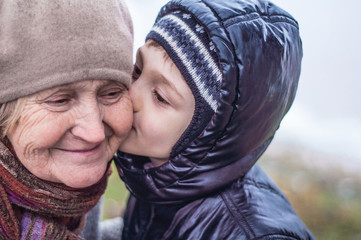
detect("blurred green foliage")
[260,147,361,240]
[103,147,361,240]
[102,165,129,219]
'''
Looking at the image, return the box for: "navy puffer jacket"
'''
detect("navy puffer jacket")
[115,0,315,239]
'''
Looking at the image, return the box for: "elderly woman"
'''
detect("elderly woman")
[0,0,133,239]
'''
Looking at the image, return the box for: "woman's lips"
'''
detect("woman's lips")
[55,143,103,156]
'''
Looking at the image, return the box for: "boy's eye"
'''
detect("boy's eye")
[152,89,169,105]
[132,64,142,80]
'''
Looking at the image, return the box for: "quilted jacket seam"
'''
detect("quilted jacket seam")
[221,190,255,239]
[242,178,289,202]
[250,233,300,240]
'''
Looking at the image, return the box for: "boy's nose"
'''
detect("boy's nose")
[129,83,142,112]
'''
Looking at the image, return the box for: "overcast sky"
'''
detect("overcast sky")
[125,0,361,161]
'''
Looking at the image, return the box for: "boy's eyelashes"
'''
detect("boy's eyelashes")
[152,89,169,105]
[131,62,170,106]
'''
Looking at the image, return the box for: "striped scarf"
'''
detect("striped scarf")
[0,140,109,240]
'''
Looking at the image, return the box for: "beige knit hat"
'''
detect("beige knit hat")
[0,0,133,103]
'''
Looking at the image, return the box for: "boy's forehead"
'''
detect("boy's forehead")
[137,41,189,96]
[143,40,173,66]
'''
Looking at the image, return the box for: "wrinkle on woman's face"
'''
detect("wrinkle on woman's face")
[7,79,133,188]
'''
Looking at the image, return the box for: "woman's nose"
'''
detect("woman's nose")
[71,103,106,143]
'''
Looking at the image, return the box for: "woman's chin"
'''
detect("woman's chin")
[58,165,108,189]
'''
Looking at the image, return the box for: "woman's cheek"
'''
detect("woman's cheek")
[110,93,133,138]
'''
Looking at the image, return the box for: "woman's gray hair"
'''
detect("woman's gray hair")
[0,98,26,139]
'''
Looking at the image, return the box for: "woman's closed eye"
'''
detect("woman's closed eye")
[99,86,125,105]
[42,94,74,112]
[47,97,71,105]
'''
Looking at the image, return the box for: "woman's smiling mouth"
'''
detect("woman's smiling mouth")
[54,143,103,156]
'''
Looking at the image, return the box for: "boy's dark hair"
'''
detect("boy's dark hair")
[146,40,172,64]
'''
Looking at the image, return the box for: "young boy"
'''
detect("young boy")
[114,0,315,239]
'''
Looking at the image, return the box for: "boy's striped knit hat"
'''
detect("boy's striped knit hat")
[146,10,222,156]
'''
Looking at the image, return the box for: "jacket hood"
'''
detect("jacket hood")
[115,0,302,204]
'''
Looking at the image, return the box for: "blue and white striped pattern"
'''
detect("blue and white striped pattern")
[148,12,222,112]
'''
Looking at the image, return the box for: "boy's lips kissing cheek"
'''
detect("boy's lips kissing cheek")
[131,119,139,132]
